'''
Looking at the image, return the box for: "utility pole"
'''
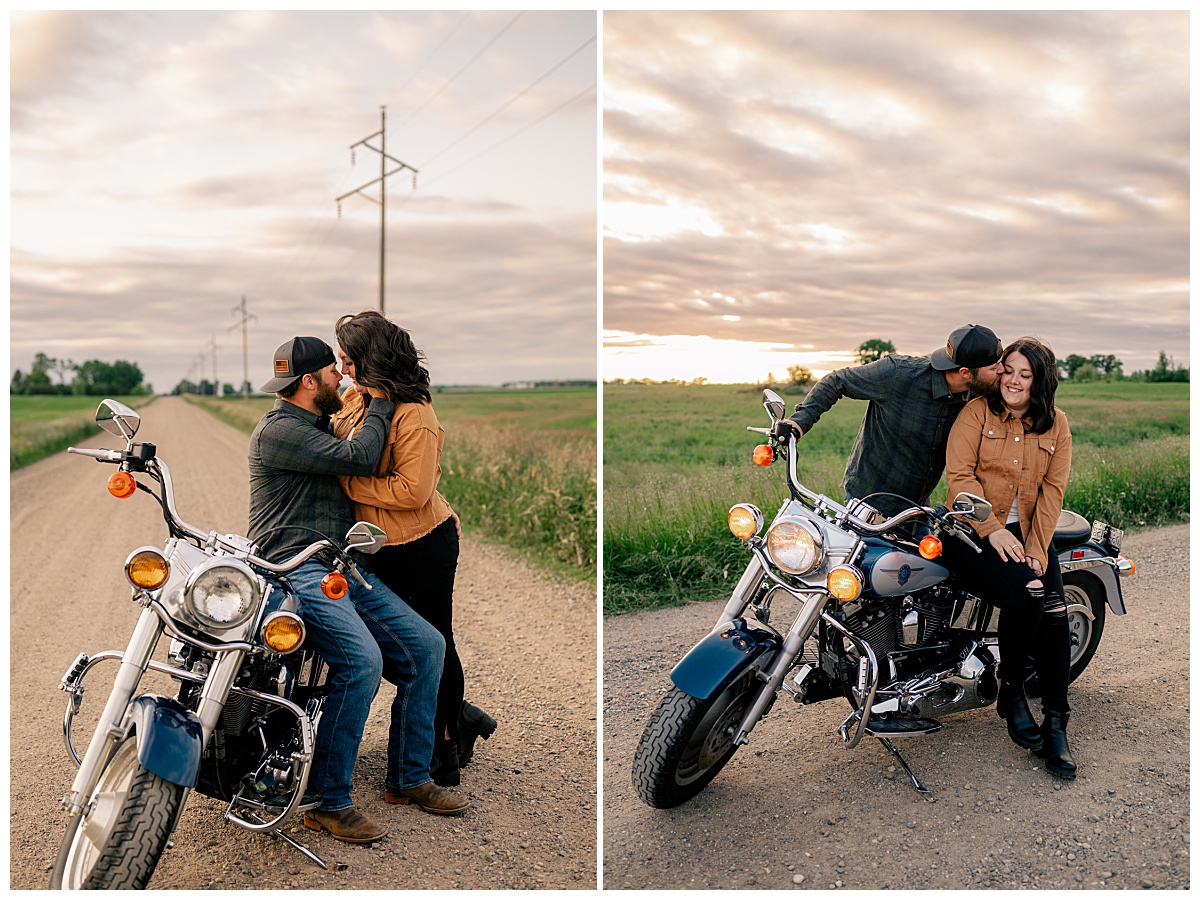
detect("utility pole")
[209,335,220,396]
[336,106,418,316]
[229,296,257,401]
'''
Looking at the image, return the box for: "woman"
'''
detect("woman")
[331,310,496,788]
[943,336,1075,779]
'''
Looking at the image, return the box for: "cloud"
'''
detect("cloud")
[11,11,597,392]
[603,11,1188,375]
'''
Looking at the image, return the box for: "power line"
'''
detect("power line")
[385,11,472,108]
[397,11,526,130]
[420,34,596,170]
[418,82,596,190]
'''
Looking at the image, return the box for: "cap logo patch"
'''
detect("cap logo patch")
[275,359,291,375]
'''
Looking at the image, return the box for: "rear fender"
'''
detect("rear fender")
[127,695,204,788]
[1058,543,1127,615]
[670,618,781,701]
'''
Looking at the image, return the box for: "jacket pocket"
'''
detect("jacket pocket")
[1031,437,1056,482]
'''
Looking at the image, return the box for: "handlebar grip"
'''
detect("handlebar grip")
[67,447,123,462]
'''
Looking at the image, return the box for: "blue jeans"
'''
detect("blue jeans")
[288,560,445,811]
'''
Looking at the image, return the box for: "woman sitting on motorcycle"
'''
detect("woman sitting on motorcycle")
[943,336,1075,779]
[331,310,497,791]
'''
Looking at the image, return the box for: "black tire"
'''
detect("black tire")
[1063,572,1106,683]
[632,672,760,809]
[52,735,185,889]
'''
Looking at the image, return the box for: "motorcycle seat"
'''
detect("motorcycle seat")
[1053,510,1092,551]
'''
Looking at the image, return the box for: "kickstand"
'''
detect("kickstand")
[244,810,340,871]
[877,736,933,799]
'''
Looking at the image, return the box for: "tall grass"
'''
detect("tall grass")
[188,390,597,580]
[441,426,596,576]
[604,381,1189,614]
[10,396,157,470]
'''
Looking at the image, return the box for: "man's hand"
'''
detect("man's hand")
[772,420,804,441]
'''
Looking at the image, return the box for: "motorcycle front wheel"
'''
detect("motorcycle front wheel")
[632,672,759,809]
[51,734,184,889]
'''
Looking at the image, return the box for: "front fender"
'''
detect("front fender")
[670,617,781,701]
[127,695,203,787]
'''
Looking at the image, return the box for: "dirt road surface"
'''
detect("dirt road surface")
[10,396,597,890]
[603,525,1189,890]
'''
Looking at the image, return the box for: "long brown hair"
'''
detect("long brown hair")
[335,310,431,404]
[986,336,1058,434]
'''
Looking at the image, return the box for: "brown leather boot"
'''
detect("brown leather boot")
[303,806,388,843]
[385,782,471,815]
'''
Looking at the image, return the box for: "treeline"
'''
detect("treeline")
[11,353,150,395]
[1063,351,1188,383]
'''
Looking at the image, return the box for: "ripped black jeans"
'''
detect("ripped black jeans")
[941,522,1071,714]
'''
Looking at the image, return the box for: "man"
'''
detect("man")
[776,324,1004,514]
[248,336,469,844]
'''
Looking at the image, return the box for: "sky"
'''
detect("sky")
[11,10,597,393]
[602,11,1189,383]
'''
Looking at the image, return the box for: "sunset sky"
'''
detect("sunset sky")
[11,11,597,392]
[603,11,1189,383]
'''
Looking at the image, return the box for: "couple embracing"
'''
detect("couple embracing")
[248,310,496,843]
[777,323,1077,780]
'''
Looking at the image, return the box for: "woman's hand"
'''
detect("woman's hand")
[451,510,462,539]
[987,529,1026,564]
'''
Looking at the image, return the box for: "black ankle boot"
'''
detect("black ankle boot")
[997,681,1043,751]
[430,738,461,787]
[457,701,498,766]
[1037,709,1076,780]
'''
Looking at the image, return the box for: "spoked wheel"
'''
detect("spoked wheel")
[1064,573,1106,683]
[632,672,760,809]
[51,735,184,889]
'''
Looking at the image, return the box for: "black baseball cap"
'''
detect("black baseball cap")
[930,324,1003,371]
[259,336,336,393]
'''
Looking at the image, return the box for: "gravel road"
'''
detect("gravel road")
[10,396,597,890]
[603,524,1189,890]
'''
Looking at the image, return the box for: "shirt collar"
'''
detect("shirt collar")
[275,398,323,426]
[931,365,956,400]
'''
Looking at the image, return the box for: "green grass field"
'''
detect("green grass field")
[603,381,1189,614]
[10,395,158,470]
[189,387,597,580]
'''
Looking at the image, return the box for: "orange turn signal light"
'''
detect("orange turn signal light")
[752,445,775,467]
[321,571,349,600]
[108,471,137,499]
[918,535,943,559]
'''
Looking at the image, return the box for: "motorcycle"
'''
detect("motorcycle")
[632,389,1134,807]
[50,399,388,888]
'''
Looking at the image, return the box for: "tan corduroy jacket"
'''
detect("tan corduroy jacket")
[332,387,454,546]
[945,396,1072,573]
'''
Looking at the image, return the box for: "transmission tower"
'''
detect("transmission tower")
[229,296,258,400]
[336,106,418,316]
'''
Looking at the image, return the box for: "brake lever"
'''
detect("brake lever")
[344,558,373,591]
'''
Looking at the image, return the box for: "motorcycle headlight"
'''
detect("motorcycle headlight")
[765,515,825,575]
[184,559,260,630]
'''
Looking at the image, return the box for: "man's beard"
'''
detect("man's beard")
[966,373,1000,397]
[313,380,344,416]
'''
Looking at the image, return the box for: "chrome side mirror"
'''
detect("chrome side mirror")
[762,389,786,423]
[952,492,993,523]
[96,399,141,441]
[345,521,387,555]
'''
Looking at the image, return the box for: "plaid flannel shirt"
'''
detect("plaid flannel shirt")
[788,354,967,512]
[248,396,395,563]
